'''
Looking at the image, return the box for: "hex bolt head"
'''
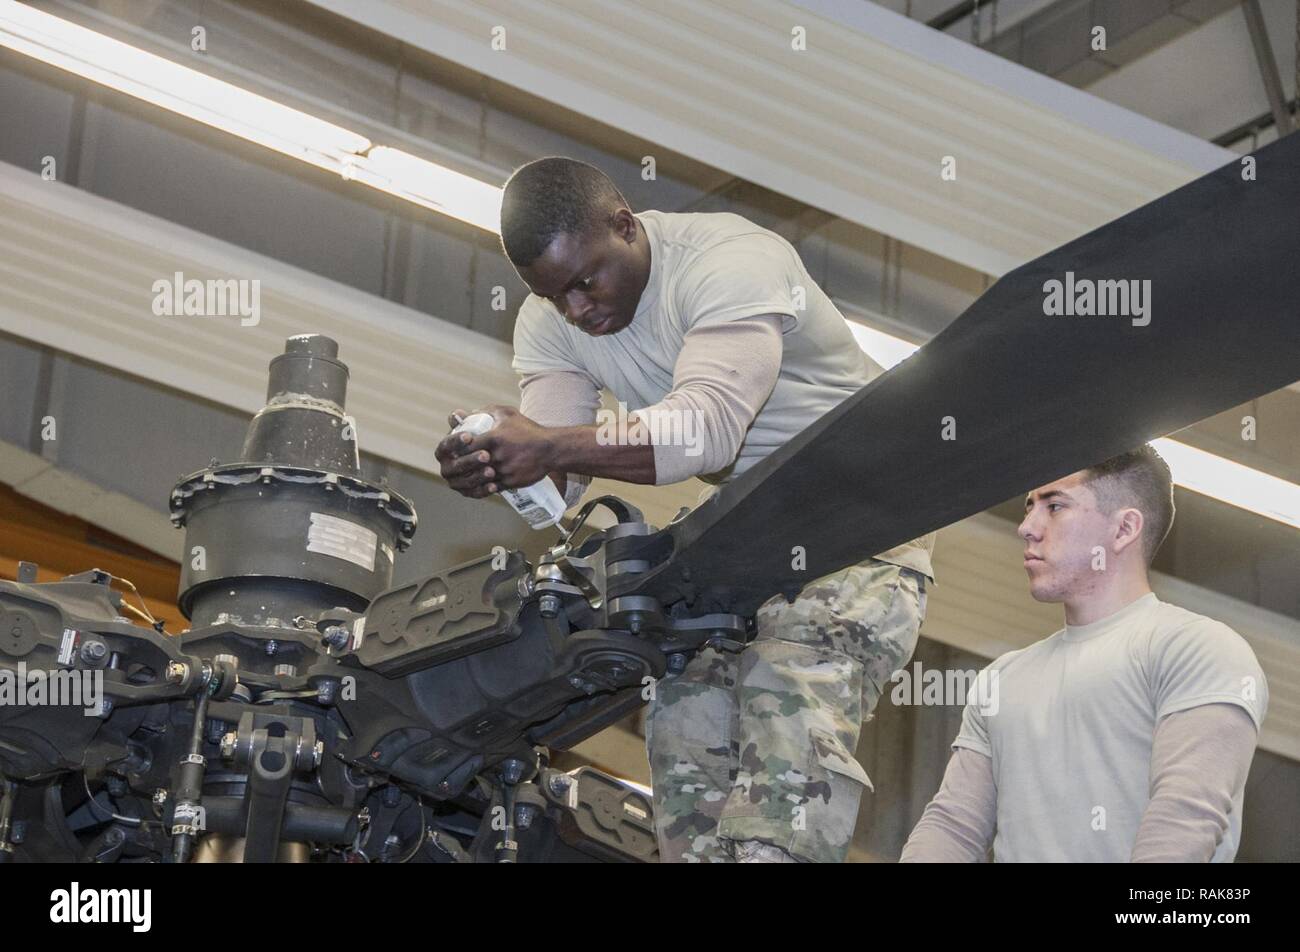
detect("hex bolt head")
[322,626,350,650]
[538,594,562,619]
[165,661,189,684]
[547,774,572,799]
[219,731,237,760]
[80,641,107,663]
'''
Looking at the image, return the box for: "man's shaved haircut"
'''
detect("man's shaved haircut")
[1081,445,1176,566]
[500,157,629,267]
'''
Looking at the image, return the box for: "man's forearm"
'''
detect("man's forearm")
[900,747,997,863]
[548,424,657,484]
[1131,704,1257,862]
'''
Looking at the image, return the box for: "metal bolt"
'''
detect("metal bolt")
[313,740,324,768]
[516,804,538,830]
[219,732,237,760]
[165,661,189,684]
[322,626,349,650]
[206,718,226,745]
[538,594,562,619]
[547,774,572,799]
[500,758,526,785]
[152,788,168,808]
[214,653,239,669]
[264,640,278,656]
[80,641,107,663]
[274,663,297,678]
[567,676,594,695]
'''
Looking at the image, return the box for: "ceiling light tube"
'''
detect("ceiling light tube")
[0,0,371,173]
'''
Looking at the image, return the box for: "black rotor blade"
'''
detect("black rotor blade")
[613,133,1300,617]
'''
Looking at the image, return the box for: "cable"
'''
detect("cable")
[397,797,428,863]
[105,572,157,626]
[116,601,154,625]
[79,773,142,828]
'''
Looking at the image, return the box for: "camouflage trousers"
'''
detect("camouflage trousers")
[645,559,927,863]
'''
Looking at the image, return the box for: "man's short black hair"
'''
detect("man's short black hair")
[1082,445,1175,566]
[499,157,628,267]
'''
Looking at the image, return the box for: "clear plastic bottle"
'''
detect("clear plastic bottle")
[450,412,568,530]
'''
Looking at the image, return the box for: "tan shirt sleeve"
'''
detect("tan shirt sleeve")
[900,746,997,862]
[518,369,601,508]
[631,314,783,485]
[1130,703,1258,862]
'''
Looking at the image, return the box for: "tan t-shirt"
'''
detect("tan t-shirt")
[952,593,1268,862]
[512,209,934,579]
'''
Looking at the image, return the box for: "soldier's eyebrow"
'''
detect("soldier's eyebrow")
[1025,489,1071,509]
[537,247,602,298]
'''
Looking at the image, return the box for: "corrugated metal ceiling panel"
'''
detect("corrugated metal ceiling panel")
[303,0,1233,275]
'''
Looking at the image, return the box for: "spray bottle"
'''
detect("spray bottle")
[450,412,568,530]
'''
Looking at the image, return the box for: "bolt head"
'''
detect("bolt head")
[547,774,572,798]
[219,732,237,760]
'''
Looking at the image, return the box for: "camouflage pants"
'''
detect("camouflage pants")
[645,560,927,863]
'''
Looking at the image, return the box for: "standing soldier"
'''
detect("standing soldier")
[437,157,934,862]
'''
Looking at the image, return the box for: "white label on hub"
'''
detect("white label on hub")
[307,512,377,571]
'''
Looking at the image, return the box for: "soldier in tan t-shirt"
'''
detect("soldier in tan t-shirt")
[436,156,933,863]
[902,446,1267,862]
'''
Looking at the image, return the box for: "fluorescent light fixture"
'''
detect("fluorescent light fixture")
[0,0,370,172]
[844,320,1300,529]
[0,1,503,233]
[351,147,503,234]
[1152,438,1300,530]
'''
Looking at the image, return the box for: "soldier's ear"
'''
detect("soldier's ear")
[1113,507,1144,556]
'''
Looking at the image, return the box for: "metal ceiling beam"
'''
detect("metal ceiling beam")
[1242,0,1296,135]
[304,0,1232,277]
